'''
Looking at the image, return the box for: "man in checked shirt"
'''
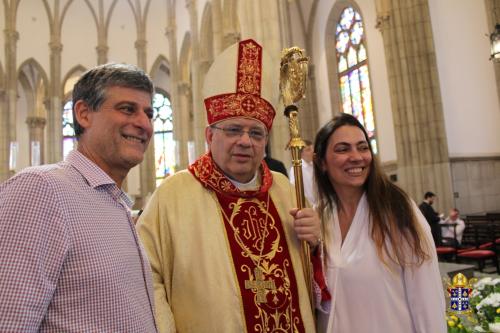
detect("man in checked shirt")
[0,63,167,332]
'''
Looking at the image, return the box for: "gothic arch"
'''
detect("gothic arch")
[150,54,171,94]
[17,58,49,118]
[199,2,214,65]
[62,65,87,101]
[150,55,170,76]
[325,0,365,117]
[17,72,34,121]
[179,32,192,83]
[222,0,240,48]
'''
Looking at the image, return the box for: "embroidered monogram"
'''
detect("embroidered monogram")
[188,153,306,332]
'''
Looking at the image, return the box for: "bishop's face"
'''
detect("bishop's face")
[206,117,268,183]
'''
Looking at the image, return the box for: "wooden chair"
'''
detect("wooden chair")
[487,213,500,248]
[436,224,458,262]
[456,215,500,273]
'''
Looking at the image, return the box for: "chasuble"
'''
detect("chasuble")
[137,154,315,333]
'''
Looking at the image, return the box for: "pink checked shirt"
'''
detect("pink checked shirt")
[0,151,157,332]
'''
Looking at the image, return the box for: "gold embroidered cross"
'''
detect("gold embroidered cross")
[244,267,276,303]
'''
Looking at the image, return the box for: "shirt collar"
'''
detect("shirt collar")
[65,150,117,188]
[65,150,133,208]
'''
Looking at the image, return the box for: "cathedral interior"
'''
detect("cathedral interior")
[0,0,499,215]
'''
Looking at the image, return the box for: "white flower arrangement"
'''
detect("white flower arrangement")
[490,323,500,333]
[469,277,500,333]
[477,293,500,311]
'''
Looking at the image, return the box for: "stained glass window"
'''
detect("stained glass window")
[153,92,175,186]
[62,100,76,159]
[336,6,377,154]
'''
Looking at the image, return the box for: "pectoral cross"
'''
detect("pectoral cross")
[244,267,276,303]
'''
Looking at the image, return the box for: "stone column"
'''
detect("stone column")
[46,41,63,164]
[25,116,47,165]
[4,26,19,180]
[0,89,8,180]
[211,0,223,55]
[135,35,155,198]
[135,39,147,69]
[96,44,109,65]
[376,0,453,212]
[165,18,184,170]
[222,0,240,49]
[186,0,205,158]
[177,82,192,168]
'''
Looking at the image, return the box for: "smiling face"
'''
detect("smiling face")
[322,125,372,195]
[206,117,268,183]
[74,86,153,186]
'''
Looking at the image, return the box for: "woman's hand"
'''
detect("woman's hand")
[290,207,321,248]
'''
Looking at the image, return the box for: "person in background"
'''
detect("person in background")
[289,139,316,206]
[264,144,288,177]
[314,113,445,333]
[137,39,322,333]
[419,191,442,245]
[440,208,466,245]
[0,63,160,332]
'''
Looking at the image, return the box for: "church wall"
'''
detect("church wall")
[1,1,180,199]
[146,3,169,72]
[61,3,97,80]
[430,0,500,157]
[286,2,307,58]
[176,0,192,61]
[197,0,208,30]
[107,1,137,66]
[430,0,500,214]
[309,0,397,164]
[17,1,50,75]
[306,0,329,127]
[14,3,50,173]
[450,158,500,214]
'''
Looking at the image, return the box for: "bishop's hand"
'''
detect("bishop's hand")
[289,207,321,249]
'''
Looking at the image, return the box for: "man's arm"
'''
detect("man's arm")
[0,173,68,332]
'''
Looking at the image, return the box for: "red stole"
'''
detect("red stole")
[189,153,305,333]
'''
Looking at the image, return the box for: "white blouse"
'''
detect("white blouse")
[317,194,446,333]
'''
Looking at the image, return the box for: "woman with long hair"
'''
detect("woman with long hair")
[314,113,445,332]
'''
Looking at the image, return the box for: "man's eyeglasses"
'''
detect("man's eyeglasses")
[211,125,268,145]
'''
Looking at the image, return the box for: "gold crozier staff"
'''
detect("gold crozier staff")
[279,46,314,310]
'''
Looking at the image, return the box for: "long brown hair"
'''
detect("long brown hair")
[313,113,430,266]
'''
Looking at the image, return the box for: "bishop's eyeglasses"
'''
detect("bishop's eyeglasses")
[210,125,268,145]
